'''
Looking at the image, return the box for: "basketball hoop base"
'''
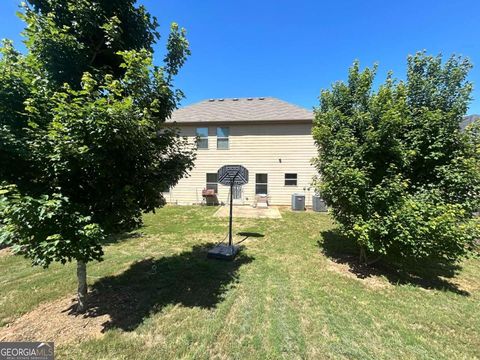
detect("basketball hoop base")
[207,244,240,260]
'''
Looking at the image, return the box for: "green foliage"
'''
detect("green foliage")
[0,0,195,267]
[20,0,160,87]
[0,40,44,190]
[0,185,104,267]
[313,53,480,262]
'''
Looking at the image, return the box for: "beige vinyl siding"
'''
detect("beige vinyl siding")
[164,122,317,206]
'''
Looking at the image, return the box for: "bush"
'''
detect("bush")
[313,53,480,263]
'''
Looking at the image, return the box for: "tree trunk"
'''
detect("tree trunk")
[359,247,367,264]
[359,247,382,266]
[76,260,88,313]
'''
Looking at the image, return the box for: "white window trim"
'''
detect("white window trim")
[196,127,209,150]
[216,127,229,150]
[284,173,298,186]
[206,173,218,192]
[255,173,268,195]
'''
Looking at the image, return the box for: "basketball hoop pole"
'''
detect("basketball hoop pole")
[229,181,233,246]
[229,171,240,247]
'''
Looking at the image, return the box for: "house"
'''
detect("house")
[461,114,480,130]
[164,97,317,206]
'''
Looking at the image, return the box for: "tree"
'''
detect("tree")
[0,1,195,312]
[313,53,480,264]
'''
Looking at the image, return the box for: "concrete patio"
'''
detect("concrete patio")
[213,205,282,219]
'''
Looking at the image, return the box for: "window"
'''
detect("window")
[217,127,229,149]
[206,173,218,193]
[196,127,208,149]
[284,173,298,186]
[255,173,268,194]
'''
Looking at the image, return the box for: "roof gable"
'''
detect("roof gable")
[168,97,313,123]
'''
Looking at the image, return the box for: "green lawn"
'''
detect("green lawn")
[1,206,479,359]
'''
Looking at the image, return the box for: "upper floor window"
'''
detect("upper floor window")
[196,127,208,149]
[217,127,229,150]
[284,173,298,186]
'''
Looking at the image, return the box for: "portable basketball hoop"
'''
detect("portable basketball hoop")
[207,165,249,260]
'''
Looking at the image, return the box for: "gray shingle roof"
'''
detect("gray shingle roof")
[168,97,313,123]
[461,114,479,130]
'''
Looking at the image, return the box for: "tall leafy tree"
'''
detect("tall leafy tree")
[313,53,480,264]
[0,1,195,311]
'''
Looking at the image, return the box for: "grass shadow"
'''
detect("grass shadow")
[319,229,469,296]
[101,231,144,246]
[81,243,254,331]
[237,232,264,238]
[235,232,265,245]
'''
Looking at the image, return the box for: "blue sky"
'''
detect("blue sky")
[1,0,479,114]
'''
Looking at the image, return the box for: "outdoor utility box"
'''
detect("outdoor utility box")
[312,195,327,212]
[291,193,305,211]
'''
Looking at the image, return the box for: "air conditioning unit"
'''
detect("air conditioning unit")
[291,193,305,211]
[312,195,327,212]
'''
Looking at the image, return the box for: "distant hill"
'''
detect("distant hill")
[461,114,480,130]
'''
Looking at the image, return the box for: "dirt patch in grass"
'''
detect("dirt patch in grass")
[325,256,474,295]
[0,247,11,257]
[447,276,479,294]
[320,230,473,295]
[326,257,392,290]
[0,295,110,346]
